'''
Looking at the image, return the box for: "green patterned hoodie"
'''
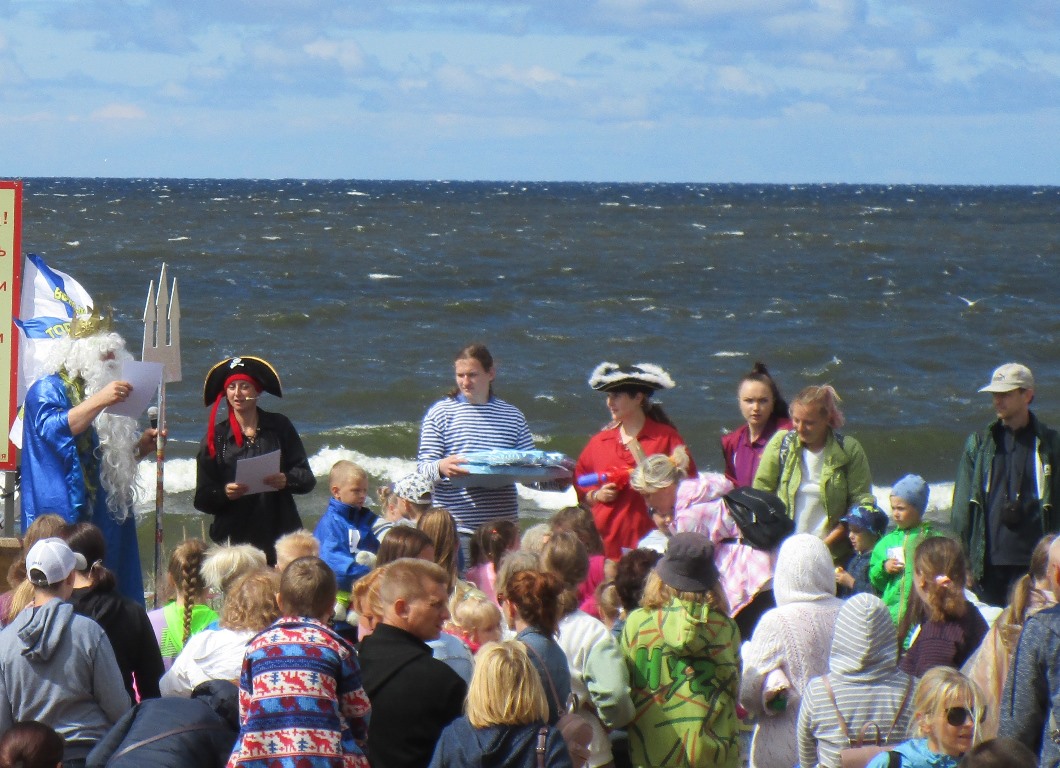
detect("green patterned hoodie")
[621,597,741,768]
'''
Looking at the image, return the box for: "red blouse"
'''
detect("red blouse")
[575,419,696,559]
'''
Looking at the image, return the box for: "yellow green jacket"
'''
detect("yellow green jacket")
[621,598,741,768]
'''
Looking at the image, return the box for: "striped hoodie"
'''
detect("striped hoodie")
[797,593,916,768]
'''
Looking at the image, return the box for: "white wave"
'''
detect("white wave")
[712,351,747,358]
[262,236,281,241]
[368,273,401,280]
[717,230,745,237]
[138,446,576,513]
[65,240,80,247]
[167,236,190,242]
[346,191,370,197]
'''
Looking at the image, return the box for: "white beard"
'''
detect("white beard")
[48,333,142,522]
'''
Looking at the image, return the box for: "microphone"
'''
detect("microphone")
[148,406,158,430]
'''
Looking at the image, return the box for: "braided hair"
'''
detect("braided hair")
[168,538,209,644]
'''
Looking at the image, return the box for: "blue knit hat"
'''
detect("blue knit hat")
[890,474,929,513]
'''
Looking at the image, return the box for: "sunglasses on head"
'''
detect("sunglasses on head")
[945,706,983,727]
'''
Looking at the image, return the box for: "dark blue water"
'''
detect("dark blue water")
[15,179,1060,538]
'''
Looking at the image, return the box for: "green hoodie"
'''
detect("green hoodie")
[621,598,741,768]
[869,522,936,625]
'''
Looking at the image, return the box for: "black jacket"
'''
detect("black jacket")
[70,586,165,702]
[86,680,239,768]
[194,407,315,563]
[359,623,467,768]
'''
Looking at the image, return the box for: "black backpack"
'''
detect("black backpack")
[722,486,793,550]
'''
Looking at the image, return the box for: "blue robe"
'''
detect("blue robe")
[21,373,145,605]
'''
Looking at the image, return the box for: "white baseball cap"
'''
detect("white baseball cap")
[26,538,87,587]
[979,363,1035,393]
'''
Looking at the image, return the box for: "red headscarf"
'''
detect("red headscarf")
[206,373,264,458]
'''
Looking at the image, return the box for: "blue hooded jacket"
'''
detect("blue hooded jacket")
[428,716,572,768]
[313,498,381,590]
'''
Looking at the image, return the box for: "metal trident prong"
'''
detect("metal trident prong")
[142,263,182,383]
[141,263,183,606]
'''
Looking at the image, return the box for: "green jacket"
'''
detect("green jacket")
[753,429,874,561]
[869,522,936,626]
[950,413,1060,580]
[621,598,741,768]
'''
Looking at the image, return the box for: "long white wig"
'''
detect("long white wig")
[45,332,142,522]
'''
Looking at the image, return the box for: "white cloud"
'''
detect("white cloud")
[303,39,365,72]
[90,103,147,121]
[715,65,773,96]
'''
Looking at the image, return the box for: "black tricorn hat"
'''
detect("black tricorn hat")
[202,356,283,405]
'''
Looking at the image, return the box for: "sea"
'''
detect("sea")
[11,178,1060,583]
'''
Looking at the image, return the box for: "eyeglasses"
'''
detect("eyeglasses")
[945,706,984,727]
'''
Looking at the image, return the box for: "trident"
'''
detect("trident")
[142,264,181,608]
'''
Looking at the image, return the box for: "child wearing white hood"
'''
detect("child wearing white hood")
[739,533,843,768]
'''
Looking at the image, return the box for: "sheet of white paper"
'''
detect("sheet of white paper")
[235,450,282,495]
[104,361,163,418]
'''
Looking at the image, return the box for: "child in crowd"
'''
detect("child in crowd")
[865,667,985,768]
[148,536,216,669]
[0,720,64,768]
[447,584,503,654]
[596,582,622,634]
[835,500,889,597]
[550,506,614,619]
[375,526,435,566]
[636,503,673,553]
[202,543,267,598]
[621,533,741,768]
[64,522,165,702]
[419,507,460,589]
[377,472,433,528]
[871,474,936,625]
[1,513,66,627]
[899,537,988,677]
[465,519,520,603]
[161,568,281,697]
[541,531,634,767]
[519,523,551,555]
[612,549,662,640]
[274,529,319,571]
[314,460,382,621]
[227,557,371,768]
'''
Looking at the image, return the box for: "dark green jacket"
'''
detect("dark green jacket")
[950,413,1060,580]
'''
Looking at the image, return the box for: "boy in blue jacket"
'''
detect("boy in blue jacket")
[314,460,382,616]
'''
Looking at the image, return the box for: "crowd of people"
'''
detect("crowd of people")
[4,321,1060,768]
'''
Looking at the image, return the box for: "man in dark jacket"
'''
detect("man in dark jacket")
[951,363,1060,606]
[359,558,467,768]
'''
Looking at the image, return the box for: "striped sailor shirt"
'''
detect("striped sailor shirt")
[416,394,534,531]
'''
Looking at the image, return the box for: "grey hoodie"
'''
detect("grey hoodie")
[0,598,131,759]
[797,594,915,768]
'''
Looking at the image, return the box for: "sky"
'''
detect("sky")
[0,1,1058,184]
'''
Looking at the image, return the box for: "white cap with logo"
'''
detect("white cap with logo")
[26,537,88,587]
[979,363,1035,394]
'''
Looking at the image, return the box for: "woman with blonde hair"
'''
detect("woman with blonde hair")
[753,384,873,562]
[428,640,572,768]
[963,533,1055,737]
[865,667,986,767]
[631,448,776,639]
[159,567,281,696]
